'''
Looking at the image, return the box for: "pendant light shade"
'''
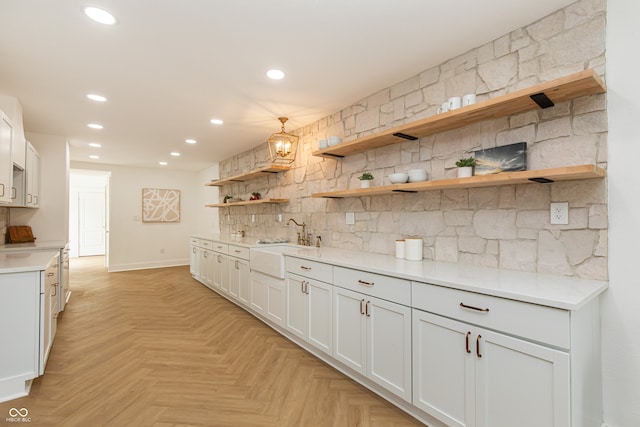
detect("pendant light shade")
[267,117,298,164]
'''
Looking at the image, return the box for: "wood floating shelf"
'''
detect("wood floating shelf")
[312,165,606,199]
[205,198,289,208]
[312,69,606,159]
[205,164,291,187]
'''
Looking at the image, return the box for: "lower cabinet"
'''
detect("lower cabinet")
[285,273,333,355]
[189,239,200,280]
[199,248,214,289]
[412,309,570,427]
[333,286,412,403]
[228,245,250,306]
[214,252,229,293]
[250,271,286,328]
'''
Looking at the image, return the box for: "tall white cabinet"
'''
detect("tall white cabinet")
[0,111,13,204]
[25,141,40,208]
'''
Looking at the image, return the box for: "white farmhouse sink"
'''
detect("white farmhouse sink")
[250,245,292,279]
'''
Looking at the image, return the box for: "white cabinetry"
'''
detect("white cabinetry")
[333,267,412,402]
[412,281,598,427]
[41,255,60,374]
[228,244,249,305]
[250,271,286,328]
[0,111,14,204]
[189,238,201,280]
[25,142,40,208]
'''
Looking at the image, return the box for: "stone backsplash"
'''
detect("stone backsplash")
[217,0,608,280]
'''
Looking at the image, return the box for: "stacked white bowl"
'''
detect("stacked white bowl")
[389,172,409,184]
[408,169,428,182]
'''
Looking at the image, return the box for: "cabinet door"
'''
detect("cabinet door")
[0,114,13,204]
[228,258,240,300]
[214,254,229,293]
[266,276,286,328]
[237,258,250,306]
[333,287,366,375]
[307,278,333,355]
[285,274,307,340]
[367,296,412,402]
[413,310,474,427]
[475,329,570,427]
[189,245,199,278]
[249,271,268,316]
[25,142,40,207]
[201,249,214,289]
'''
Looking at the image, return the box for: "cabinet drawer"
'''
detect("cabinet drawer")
[286,256,333,283]
[334,267,411,306]
[211,242,229,254]
[200,239,212,249]
[412,282,570,349]
[228,244,250,260]
[190,238,201,246]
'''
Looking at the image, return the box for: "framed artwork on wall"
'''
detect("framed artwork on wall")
[142,188,181,223]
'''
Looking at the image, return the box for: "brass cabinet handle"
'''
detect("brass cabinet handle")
[217,255,222,262]
[465,331,471,354]
[476,335,482,358]
[358,279,374,286]
[203,251,208,258]
[27,193,32,203]
[460,302,490,313]
[234,249,241,253]
[11,187,16,199]
[47,272,55,277]
[0,183,5,197]
[235,260,240,269]
[365,301,371,317]
[34,195,38,205]
[360,299,365,315]
[300,265,312,271]
[304,281,309,294]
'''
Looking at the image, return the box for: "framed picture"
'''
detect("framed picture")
[142,188,181,223]
[474,142,527,175]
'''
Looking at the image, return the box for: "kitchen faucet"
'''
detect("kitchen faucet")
[287,218,311,246]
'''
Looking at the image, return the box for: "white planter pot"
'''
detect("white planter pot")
[360,180,372,188]
[457,167,473,178]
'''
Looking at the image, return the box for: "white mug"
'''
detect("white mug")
[448,96,462,110]
[437,101,450,114]
[462,93,477,107]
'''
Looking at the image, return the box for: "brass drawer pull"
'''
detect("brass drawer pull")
[358,279,374,286]
[360,299,365,315]
[300,266,312,271]
[465,331,471,354]
[460,302,490,312]
[476,335,482,358]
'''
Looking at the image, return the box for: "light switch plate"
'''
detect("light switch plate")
[346,212,355,225]
[550,202,569,225]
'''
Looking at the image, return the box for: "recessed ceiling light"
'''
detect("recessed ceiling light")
[88,142,102,148]
[89,155,100,159]
[88,123,103,129]
[159,161,168,166]
[266,69,285,80]
[87,94,107,102]
[185,139,196,144]
[210,118,223,125]
[170,152,180,157]
[83,7,117,25]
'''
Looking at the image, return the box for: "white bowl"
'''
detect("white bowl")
[389,173,409,184]
[407,169,428,182]
[328,136,342,146]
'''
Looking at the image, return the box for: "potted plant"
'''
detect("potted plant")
[455,157,476,178]
[223,195,233,204]
[249,192,261,201]
[358,172,374,188]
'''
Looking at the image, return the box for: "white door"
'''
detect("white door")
[78,191,105,256]
[367,296,412,402]
[307,278,333,355]
[412,310,474,427]
[333,287,366,374]
[285,273,307,340]
[475,329,570,427]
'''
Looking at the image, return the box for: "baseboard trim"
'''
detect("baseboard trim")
[108,259,188,272]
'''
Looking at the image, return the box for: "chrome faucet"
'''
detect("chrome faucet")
[287,218,310,246]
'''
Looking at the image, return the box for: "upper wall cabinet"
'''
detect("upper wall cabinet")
[0,96,26,169]
[312,69,606,159]
[25,142,40,208]
[0,111,14,204]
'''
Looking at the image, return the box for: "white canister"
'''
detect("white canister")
[395,240,406,259]
[404,238,423,261]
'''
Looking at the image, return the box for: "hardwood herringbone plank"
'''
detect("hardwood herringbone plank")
[0,256,423,426]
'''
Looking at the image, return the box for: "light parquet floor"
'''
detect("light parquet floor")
[0,256,423,427]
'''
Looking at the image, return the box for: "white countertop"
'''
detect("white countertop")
[0,250,60,273]
[0,240,68,252]
[190,235,608,311]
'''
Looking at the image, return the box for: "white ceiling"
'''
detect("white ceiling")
[0,0,575,172]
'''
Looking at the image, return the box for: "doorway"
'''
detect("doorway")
[69,169,111,262]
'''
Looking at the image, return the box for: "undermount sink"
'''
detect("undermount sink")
[250,245,292,279]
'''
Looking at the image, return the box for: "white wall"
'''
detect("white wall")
[72,161,200,272]
[10,132,69,242]
[604,1,640,426]
[196,164,220,235]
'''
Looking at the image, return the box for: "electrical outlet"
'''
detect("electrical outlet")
[251,214,256,222]
[346,212,355,225]
[277,214,282,222]
[550,202,569,225]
